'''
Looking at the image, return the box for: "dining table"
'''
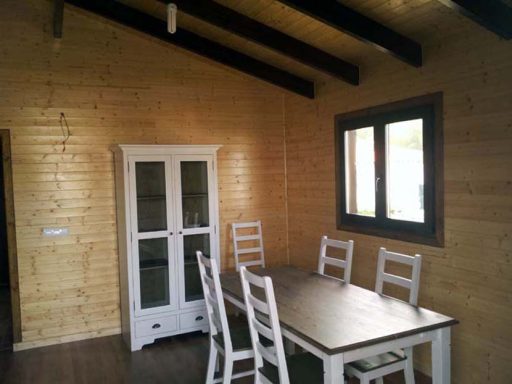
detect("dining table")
[220,265,458,384]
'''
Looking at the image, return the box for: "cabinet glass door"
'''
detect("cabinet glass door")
[139,237,169,309]
[183,233,210,302]
[130,157,177,316]
[175,156,216,308]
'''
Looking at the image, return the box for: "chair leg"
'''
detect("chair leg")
[206,342,218,384]
[404,347,415,384]
[222,356,234,384]
[215,355,220,373]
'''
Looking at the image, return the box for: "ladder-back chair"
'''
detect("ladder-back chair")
[317,236,354,283]
[232,220,265,272]
[240,266,323,384]
[197,251,254,383]
[345,247,422,384]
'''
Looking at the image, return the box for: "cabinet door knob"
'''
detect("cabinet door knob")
[178,231,183,235]
[170,232,173,235]
[152,323,161,329]
[195,316,204,321]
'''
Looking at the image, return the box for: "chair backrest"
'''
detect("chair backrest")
[196,251,232,352]
[374,247,422,306]
[317,236,354,283]
[232,220,265,272]
[240,267,289,384]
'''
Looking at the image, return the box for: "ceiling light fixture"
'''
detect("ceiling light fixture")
[167,3,177,34]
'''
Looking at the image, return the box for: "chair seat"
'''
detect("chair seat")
[259,352,324,384]
[213,325,272,352]
[213,325,252,351]
[348,351,406,373]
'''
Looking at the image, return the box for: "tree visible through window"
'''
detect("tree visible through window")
[335,93,444,246]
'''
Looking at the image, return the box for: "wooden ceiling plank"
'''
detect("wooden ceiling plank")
[54,0,64,38]
[64,0,315,98]
[438,0,512,39]
[163,0,359,85]
[276,0,422,67]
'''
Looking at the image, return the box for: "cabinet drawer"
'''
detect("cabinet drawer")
[135,315,178,338]
[180,310,209,330]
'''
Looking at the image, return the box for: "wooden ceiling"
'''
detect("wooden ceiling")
[59,0,512,98]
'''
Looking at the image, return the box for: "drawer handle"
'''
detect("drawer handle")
[195,316,204,321]
[152,323,161,329]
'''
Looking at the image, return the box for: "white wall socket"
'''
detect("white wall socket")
[42,227,69,237]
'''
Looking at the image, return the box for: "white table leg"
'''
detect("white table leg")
[323,353,344,384]
[431,327,451,384]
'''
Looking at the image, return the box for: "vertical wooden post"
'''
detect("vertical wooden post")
[54,0,64,38]
[0,130,21,344]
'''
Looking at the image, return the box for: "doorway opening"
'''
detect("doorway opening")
[0,130,21,351]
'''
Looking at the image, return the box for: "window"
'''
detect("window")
[335,93,444,246]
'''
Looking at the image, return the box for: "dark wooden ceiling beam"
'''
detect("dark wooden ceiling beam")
[64,0,314,98]
[161,0,359,85]
[54,0,64,38]
[438,0,512,39]
[276,0,422,67]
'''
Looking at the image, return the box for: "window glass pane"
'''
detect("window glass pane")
[344,127,375,217]
[386,119,424,223]
[136,162,167,233]
[181,161,210,228]
[139,238,170,309]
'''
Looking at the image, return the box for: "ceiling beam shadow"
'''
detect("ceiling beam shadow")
[276,0,422,67]
[438,0,512,39]
[65,0,315,98]
[54,0,64,38]
[163,0,359,85]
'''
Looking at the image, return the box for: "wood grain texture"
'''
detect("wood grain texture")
[0,0,288,348]
[283,8,512,383]
[1,1,511,383]
[221,266,457,354]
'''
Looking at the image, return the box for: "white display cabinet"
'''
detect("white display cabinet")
[114,145,221,351]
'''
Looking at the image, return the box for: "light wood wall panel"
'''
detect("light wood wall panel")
[284,17,512,384]
[0,0,288,349]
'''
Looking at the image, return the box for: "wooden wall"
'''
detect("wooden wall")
[0,0,288,349]
[284,14,512,384]
[1,1,511,382]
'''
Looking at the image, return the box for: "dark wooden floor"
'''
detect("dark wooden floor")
[0,332,431,384]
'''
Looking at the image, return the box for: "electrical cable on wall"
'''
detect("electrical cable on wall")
[59,112,71,152]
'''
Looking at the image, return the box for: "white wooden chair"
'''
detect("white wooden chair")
[345,247,422,384]
[317,235,354,283]
[232,220,265,271]
[197,251,254,384]
[239,266,324,384]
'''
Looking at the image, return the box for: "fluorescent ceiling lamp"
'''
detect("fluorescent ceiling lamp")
[168,3,177,34]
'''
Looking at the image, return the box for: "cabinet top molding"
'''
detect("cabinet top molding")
[115,144,222,155]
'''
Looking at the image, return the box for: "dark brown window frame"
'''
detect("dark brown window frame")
[335,93,444,247]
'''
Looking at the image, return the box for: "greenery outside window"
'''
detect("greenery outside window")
[335,93,444,246]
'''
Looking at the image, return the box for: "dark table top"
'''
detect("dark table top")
[220,266,458,355]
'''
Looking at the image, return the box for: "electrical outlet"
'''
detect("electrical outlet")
[42,227,69,237]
